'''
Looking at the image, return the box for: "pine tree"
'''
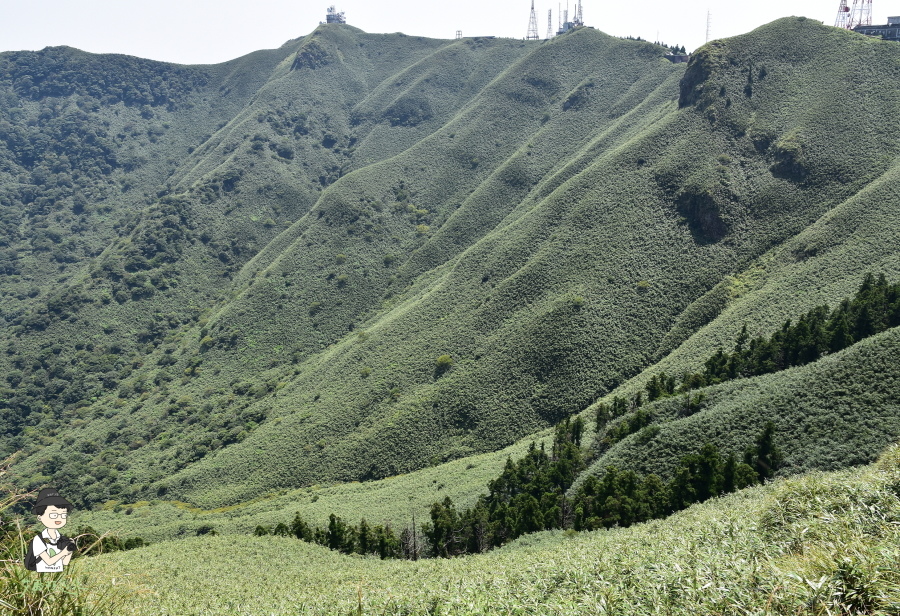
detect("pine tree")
[358,518,371,555]
[722,452,737,494]
[752,421,782,481]
[828,311,853,353]
[290,512,313,541]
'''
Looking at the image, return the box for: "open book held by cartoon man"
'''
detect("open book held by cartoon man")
[25,488,76,572]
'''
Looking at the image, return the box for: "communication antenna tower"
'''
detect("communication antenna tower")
[835,0,852,27]
[575,0,583,25]
[456,30,462,39]
[835,0,872,29]
[527,1,540,39]
[705,10,712,43]
[849,0,873,27]
[547,9,553,39]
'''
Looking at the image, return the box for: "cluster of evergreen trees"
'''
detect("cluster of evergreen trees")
[423,417,586,557]
[596,274,900,448]
[72,525,147,555]
[260,418,586,559]
[423,422,779,555]
[574,422,780,530]
[254,511,407,560]
[679,273,900,390]
[267,419,780,559]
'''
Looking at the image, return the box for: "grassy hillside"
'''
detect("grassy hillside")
[72,429,553,543]
[577,17,900,483]
[74,442,900,614]
[2,16,900,522]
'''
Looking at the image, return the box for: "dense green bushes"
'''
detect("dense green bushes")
[419,420,779,555]
[0,47,208,108]
[574,422,780,530]
[594,274,900,453]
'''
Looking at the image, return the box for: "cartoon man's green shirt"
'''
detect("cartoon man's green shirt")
[32,527,71,572]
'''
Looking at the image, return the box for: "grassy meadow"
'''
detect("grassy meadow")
[72,442,900,615]
[73,428,556,543]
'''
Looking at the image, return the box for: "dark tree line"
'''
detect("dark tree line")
[574,422,781,530]
[680,273,900,393]
[423,417,586,557]
[423,422,779,553]
[596,274,900,449]
[71,525,147,555]
[262,418,587,559]
[266,419,780,559]
[254,512,409,560]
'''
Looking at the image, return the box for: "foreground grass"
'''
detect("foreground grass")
[79,443,900,615]
[0,455,132,615]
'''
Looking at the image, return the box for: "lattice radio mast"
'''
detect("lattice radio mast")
[835,0,872,28]
[527,1,540,39]
[705,10,712,43]
[849,0,873,27]
[835,0,852,27]
[547,9,553,39]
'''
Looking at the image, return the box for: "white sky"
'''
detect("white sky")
[1,0,898,65]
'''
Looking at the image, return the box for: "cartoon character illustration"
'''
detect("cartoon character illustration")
[25,488,76,572]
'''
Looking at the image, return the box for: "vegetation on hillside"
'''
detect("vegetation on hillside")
[674,272,900,393]
[79,442,900,614]
[2,18,900,613]
[594,274,900,453]
[0,17,899,528]
[259,418,779,561]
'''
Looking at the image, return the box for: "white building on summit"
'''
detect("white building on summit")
[325,6,346,24]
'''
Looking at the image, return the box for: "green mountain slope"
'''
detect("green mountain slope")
[2,17,900,512]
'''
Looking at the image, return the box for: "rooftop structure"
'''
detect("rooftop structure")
[854,19,900,40]
[325,6,346,24]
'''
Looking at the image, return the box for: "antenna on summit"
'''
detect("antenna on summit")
[324,6,346,24]
[705,10,712,43]
[843,0,873,28]
[547,9,553,39]
[527,1,540,40]
[555,0,582,35]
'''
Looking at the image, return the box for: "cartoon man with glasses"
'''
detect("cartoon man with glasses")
[27,488,76,572]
